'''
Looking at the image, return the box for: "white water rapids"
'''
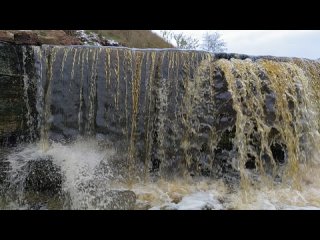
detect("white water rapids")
[1,138,320,210]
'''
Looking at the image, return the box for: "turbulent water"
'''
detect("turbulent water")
[2,139,320,210]
[1,45,320,209]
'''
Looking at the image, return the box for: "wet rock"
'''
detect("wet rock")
[264,92,276,124]
[171,194,183,204]
[0,148,9,187]
[0,43,37,146]
[23,192,65,210]
[14,31,40,45]
[92,190,136,210]
[0,73,25,146]
[271,143,286,165]
[214,69,237,131]
[25,156,62,196]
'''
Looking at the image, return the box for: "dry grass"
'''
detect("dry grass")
[88,30,173,48]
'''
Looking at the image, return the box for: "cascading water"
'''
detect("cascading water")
[1,44,320,209]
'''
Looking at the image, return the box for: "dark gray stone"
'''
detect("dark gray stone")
[0,148,9,192]
[24,156,62,196]
[0,43,38,146]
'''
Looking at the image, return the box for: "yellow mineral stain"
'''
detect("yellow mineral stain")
[128,51,144,185]
[143,52,156,181]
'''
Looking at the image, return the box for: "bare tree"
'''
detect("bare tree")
[160,30,173,43]
[172,32,199,49]
[159,30,199,49]
[202,32,227,53]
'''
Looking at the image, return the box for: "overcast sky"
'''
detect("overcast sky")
[153,30,320,59]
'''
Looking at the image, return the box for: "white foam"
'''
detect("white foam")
[4,140,320,210]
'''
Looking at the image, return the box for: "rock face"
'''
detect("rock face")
[14,32,41,45]
[0,31,14,43]
[0,43,24,144]
[38,46,320,180]
[37,30,81,45]
[0,30,111,46]
[0,30,81,46]
[0,43,38,146]
[1,43,320,181]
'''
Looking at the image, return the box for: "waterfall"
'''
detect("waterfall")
[35,46,320,181]
[1,44,320,209]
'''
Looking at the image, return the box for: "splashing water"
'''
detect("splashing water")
[1,138,121,209]
[2,139,320,209]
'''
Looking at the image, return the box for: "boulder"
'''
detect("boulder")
[24,156,62,196]
[23,192,65,210]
